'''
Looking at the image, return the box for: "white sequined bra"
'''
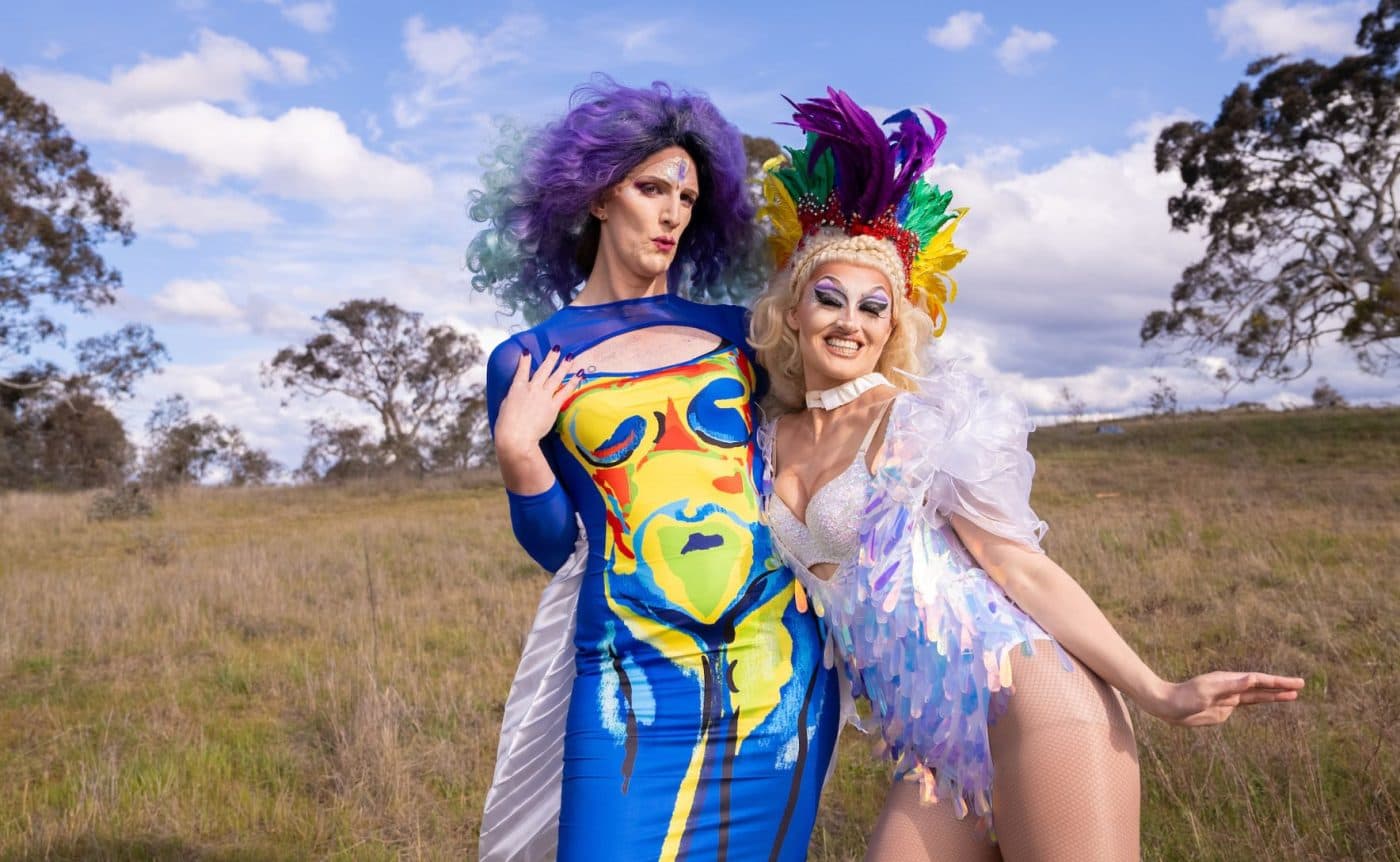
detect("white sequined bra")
[768,403,891,570]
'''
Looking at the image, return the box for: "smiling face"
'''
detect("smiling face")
[591,145,700,288]
[785,260,896,392]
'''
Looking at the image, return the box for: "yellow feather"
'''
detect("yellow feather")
[758,157,802,269]
[909,208,968,336]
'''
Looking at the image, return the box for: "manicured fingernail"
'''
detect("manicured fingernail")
[550,345,560,353]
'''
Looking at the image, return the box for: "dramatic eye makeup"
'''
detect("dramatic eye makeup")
[812,277,847,308]
[858,290,891,317]
[811,277,890,317]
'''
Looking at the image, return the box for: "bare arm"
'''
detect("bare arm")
[950,514,1304,726]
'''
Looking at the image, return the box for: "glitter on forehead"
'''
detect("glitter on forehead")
[660,156,690,184]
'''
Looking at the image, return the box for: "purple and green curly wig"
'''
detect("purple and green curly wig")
[466,77,756,323]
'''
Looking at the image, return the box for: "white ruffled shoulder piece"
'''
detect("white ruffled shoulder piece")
[883,356,1047,552]
[478,522,588,862]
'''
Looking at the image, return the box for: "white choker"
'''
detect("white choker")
[805,372,890,410]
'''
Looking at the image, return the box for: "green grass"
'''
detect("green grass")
[0,410,1396,860]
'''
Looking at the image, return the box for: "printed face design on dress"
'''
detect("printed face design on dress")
[593,146,701,284]
[787,260,896,391]
[556,349,806,848]
[559,353,757,625]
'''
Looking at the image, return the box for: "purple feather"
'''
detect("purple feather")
[788,88,947,221]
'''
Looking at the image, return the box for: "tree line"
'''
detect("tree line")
[2,2,1396,490]
[0,291,497,490]
[0,67,496,490]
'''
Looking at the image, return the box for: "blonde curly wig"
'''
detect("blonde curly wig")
[750,230,935,412]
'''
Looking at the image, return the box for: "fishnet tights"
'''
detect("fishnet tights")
[865,645,1141,861]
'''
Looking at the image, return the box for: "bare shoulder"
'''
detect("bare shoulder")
[772,409,805,454]
[863,387,902,470]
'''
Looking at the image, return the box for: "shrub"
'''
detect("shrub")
[87,483,154,521]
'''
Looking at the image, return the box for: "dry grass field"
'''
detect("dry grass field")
[1,407,1396,861]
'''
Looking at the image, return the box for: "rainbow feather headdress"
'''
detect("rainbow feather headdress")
[760,89,968,334]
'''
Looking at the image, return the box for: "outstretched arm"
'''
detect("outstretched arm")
[950,514,1304,726]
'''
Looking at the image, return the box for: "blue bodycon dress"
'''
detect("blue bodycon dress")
[485,294,840,861]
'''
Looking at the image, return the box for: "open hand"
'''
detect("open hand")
[494,348,581,457]
[1155,671,1305,727]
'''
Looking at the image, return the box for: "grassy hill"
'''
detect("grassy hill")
[1,408,1396,860]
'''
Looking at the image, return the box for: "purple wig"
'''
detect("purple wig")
[467,77,756,323]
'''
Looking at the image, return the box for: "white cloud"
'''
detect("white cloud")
[393,14,544,127]
[621,23,667,59]
[108,168,280,234]
[158,231,199,249]
[930,114,1203,380]
[145,275,314,337]
[612,21,713,63]
[1008,343,1394,421]
[927,11,990,50]
[242,293,318,336]
[403,15,480,77]
[40,41,66,61]
[73,29,307,111]
[152,279,243,323]
[1208,0,1366,56]
[996,26,1057,74]
[921,109,1391,414]
[121,103,432,203]
[21,32,433,207]
[279,1,335,33]
[268,48,311,83]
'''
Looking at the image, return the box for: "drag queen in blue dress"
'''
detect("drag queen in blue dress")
[471,79,839,861]
[748,90,1305,860]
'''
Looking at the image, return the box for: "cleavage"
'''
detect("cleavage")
[787,457,866,527]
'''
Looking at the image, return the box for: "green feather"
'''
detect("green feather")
[902,179,957,245]
[775,133,836,207]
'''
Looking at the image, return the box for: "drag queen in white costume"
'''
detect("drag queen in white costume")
[750,89,1305,861]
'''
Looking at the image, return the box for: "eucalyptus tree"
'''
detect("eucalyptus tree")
[1,69,165,398]
[265,298,484,473]
[1149,1,1399,381]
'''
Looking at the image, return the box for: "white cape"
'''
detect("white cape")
[478,527,588,862]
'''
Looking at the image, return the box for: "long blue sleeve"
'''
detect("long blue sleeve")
[485,336,579,572]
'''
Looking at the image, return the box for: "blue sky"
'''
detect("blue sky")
[3,0,1392,467]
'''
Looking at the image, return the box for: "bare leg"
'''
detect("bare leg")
[988,645,1141,861]
[865,778,1000,862]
